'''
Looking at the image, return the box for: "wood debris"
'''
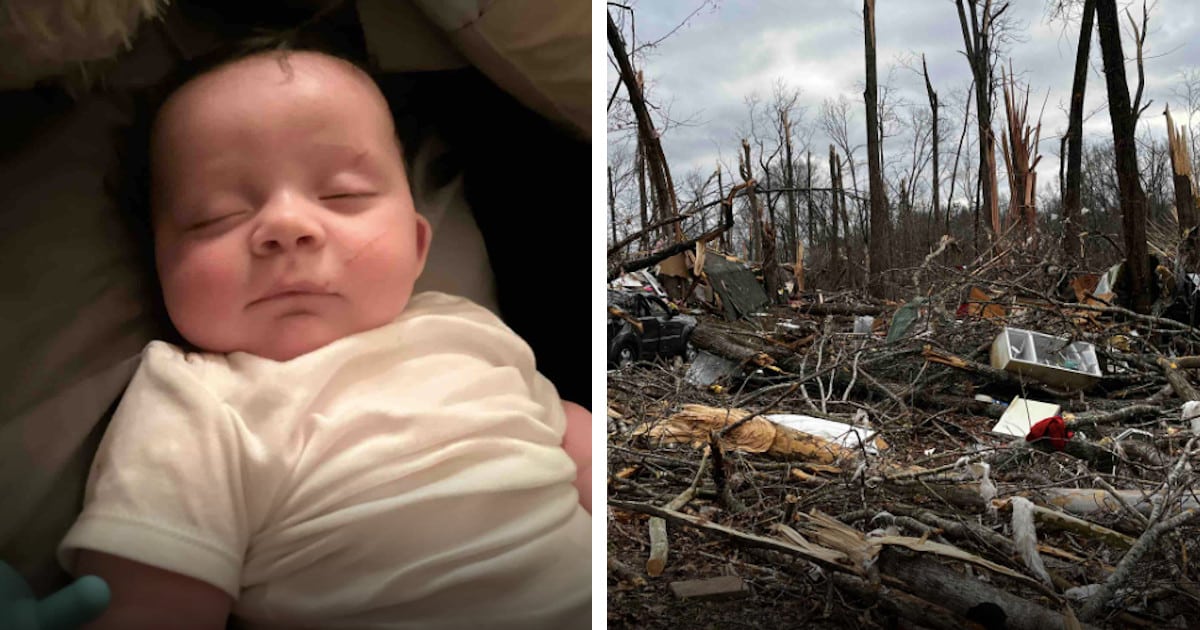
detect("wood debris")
[609,247,1200,629]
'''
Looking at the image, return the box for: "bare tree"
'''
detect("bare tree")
[821,96,867,236]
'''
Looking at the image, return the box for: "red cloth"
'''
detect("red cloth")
[1026,416,1074,451]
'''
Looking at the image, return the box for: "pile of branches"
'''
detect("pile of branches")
[607,246,1200,629]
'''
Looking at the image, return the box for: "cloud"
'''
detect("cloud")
[609,0,1200,199]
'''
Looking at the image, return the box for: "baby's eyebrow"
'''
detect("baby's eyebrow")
[314,145,382,175]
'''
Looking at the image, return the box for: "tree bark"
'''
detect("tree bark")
[863,0,889,298]
[1095,0,1152,314]
[1063,0,1095,262]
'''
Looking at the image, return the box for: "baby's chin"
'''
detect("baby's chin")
[191,316,379,362]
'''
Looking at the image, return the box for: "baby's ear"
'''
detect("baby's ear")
[413,213,433,276]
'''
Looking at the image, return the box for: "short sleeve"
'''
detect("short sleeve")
[57,343,249,598]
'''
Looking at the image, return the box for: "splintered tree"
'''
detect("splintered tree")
[999,66,1041,248]
[955,0,1005,247]
[1094,0,1151,314]
[863,0,889,297]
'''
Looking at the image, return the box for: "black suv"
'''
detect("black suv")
[607,290,697,367]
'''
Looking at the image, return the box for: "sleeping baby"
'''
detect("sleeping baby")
[55,48,591,629]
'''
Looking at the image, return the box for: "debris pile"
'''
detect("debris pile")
[608,248,1200,629]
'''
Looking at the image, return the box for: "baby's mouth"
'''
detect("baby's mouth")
[249,282,336,307]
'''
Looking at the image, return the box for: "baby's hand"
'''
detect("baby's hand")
[561,401,592,513]
[0,561,109,630]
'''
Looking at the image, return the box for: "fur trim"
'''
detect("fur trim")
[0,0,166,90]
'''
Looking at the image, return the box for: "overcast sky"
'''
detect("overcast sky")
[607,0,1200,204]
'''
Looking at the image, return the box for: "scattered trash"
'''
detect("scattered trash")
[991,397,1061,437]
[990,327,1101,390]
[1025,416,1074,451]
[853,315,875,334]
[635,404,856,463]
[1184,401,1200,434]
[684,350,740,387]
[765,414,888,454]
[885,298,925,343]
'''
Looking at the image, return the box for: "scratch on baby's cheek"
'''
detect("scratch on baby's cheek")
[346,233,384,264]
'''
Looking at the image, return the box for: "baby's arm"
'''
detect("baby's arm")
[76,551,231,629]
[561,401,592,513]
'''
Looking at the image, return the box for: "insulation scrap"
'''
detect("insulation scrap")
[635,404,855,464]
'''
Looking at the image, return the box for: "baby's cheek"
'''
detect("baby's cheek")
[343,231,420,316]
[163,249,245,327]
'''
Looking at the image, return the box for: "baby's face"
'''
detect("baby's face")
[151,51,430,361]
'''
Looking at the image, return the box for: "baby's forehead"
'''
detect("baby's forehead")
[156,50,391,133]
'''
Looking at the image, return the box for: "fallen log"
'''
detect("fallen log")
[1155,355,1200,401]
[689,323,774,367]
[993,497,1136,549]
[791,302,886,317]
[877,549,1093,630]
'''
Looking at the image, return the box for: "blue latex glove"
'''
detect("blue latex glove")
[0,561,109,629]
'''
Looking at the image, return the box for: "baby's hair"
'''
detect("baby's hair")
[109,25,420,349]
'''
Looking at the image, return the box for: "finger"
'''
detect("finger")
[36,576,110,630]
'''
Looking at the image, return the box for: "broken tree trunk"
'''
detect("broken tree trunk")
[742,140,779,302]
[1166,106,1195,272]
[955,0,1002,249]
[608,12,679,239]
[876,550,1094,630]
[922,54,941,246]
[1000,63,1041,248]
[863,0,889,298]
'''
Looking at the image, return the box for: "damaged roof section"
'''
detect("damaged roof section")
[703,254,769,321]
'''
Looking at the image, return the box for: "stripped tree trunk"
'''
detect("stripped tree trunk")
[784,112,799,262]
[828,145,841,275]
[1063,0,1094,262]
[1095,0,1152,314]
[864,0,889,298]
[922,54,941,245]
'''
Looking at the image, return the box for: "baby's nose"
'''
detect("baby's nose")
[251,197,326,255]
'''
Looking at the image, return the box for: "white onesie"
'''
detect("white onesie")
[58,292,590,629]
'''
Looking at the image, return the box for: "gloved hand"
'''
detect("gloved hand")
[0,561,109,629]
[1026,415,1074,451]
